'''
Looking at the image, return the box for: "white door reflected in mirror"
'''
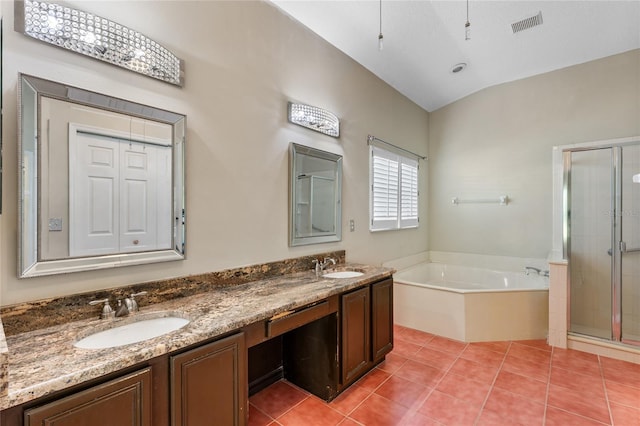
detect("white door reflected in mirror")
[18,74,186,278]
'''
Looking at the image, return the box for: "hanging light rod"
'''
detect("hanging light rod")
[465,0,471,40]
[378,0,384,51]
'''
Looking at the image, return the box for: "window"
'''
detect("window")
[370,144,419,231]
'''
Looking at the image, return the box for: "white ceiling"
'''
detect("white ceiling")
[271,1,640,112]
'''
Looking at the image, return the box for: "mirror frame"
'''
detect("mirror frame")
[289,143,342,247]
[18,74,186,278]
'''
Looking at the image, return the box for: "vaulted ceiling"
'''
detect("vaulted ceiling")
[272,1,640,111]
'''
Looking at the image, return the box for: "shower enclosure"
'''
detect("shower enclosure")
[565,141,640,345]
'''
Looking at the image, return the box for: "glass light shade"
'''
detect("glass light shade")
[287,102,340,138]
[15,0,184,86]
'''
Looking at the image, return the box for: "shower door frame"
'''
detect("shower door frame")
[563,139,639,344]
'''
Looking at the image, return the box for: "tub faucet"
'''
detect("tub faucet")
[524,266,541,276]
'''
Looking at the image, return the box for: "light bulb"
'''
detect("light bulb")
[82,31,96,44]
[378,33,384,51]
[47,15,60,29]
[465,21,471,40]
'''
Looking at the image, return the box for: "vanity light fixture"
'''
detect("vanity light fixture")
[287,102,340,138]
[14,0,184,86]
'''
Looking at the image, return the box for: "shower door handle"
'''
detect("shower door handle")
[620,241,640,254]
[607,243,640,255]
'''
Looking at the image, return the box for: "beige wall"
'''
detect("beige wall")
[428,49,640,258]
[1,1,429,305]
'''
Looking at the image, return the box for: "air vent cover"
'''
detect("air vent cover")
[512,11,543,34]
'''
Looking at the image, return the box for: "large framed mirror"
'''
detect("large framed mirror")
[289,143,342,246]
[18,74,186,278]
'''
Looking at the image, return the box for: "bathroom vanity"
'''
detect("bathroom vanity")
[0,265,393,425]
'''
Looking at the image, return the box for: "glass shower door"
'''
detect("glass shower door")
[568,148,613,340]
[621,144,640,345]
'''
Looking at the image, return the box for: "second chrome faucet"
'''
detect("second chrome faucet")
[312,257,337,277]
[90,291,148,319]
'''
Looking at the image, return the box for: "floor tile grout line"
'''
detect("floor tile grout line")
[408,337,473,424]
[248,401,278,425]
[541,344,555,426]
[378,333,452,423]
[598,354,616,426]
[472,340,512,426]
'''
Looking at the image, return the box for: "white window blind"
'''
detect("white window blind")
[370,145,419,231]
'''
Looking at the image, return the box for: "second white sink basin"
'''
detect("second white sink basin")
[323,271,364,279]
[75,316,190,350]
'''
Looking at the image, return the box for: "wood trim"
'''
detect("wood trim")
[266,301,330,338]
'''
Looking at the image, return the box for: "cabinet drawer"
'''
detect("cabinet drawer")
[266,301,330,338]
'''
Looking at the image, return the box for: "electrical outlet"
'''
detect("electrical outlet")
[49,218,63,231]
[349,219,355,232]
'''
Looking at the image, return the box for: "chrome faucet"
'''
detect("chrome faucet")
[89,298,115,319]
[524,266,541,275]
[312,257,337,277]
[115,300,129,317]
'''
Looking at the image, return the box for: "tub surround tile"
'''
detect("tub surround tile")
[0,255,394,411]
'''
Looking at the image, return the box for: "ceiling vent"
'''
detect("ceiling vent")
[511,11,543,34]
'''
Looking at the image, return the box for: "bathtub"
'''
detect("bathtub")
[393,262,549,342]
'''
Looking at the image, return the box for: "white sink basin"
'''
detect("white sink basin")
[323,271,364,279]
[75,316,190,350]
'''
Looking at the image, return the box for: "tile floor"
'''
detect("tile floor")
[248,325,640,425]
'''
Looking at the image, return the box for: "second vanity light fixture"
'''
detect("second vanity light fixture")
[14,0,184,86]
[288,102,340,138]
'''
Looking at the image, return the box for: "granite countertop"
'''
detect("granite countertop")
[0,263,393,411]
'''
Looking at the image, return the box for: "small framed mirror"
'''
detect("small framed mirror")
[289,143,342,246]
[18,74,186,278]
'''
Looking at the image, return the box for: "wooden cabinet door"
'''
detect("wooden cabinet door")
[341,286,370,385]
[371,278,394,363]
[24,368,152,426]
[171,333,247,426]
